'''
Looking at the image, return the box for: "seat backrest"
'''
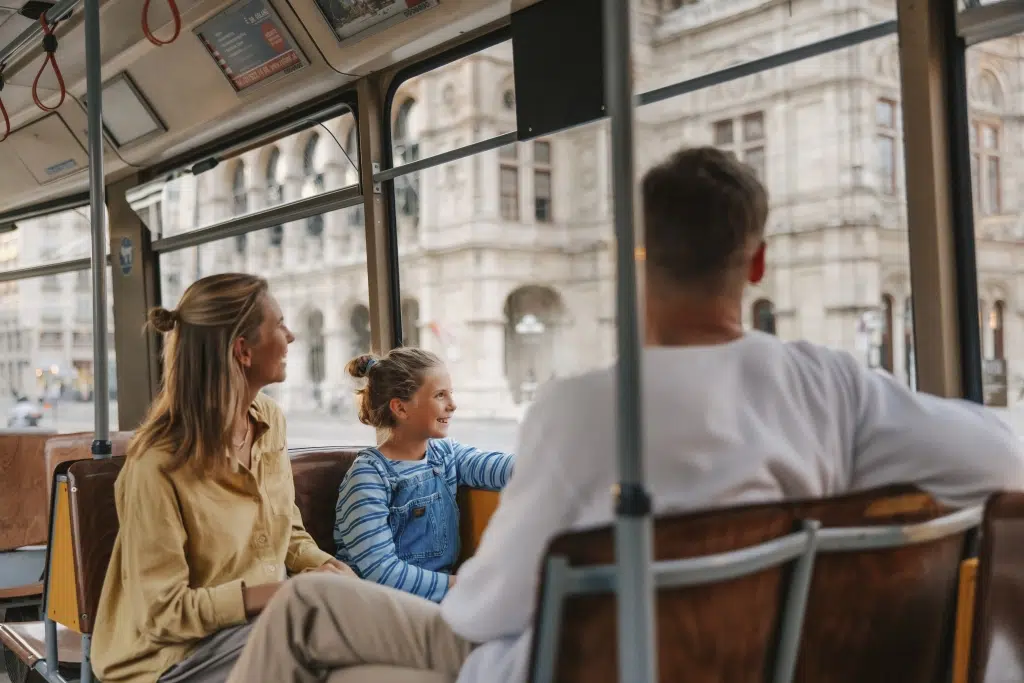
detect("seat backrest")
[289,447,363,554]
[66,456,126,634]
[530,485,967,683]
[968,491,1024,683]
[0,430,57,551]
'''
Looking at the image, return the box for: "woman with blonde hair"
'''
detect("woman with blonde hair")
[91,273,351,683]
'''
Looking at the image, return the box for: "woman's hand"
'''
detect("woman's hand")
[242,581,282,617]
[312,558,357,577]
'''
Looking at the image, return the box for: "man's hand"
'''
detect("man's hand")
[313,558,357,577]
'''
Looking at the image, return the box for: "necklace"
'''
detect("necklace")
[234,419,251,450]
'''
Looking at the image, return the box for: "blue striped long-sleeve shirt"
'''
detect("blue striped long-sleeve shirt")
[333,438,515,601]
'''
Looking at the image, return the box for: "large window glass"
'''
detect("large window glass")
[153,111,374,446]
[144,110,359,239]
[0,207,118,432]
[965,37,1024,432]
[387,19,915,453]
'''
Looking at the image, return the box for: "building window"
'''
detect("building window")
[394,98,420,221]
[876,99,897,195]
[713,112,765,181]
[534,141,552,223]
[303,134,320,178]
[500,145,519,221]
[752,299,776,335]
[266,147,283,206]
[971,121,1001,216]
[881,294,894,372]
[992,299,1005,361]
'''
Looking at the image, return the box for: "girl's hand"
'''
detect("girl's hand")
[314,558,357,577]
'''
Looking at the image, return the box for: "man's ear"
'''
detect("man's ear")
[749,241,766,284]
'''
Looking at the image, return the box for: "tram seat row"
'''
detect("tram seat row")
[0,430,123,610]
[530,486,1024,682]
[0,436,498,682]
[2,434,1023,683]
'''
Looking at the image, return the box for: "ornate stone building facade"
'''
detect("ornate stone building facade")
[143,0,1024,417]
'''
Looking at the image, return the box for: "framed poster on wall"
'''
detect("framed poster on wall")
[313,0,439,46]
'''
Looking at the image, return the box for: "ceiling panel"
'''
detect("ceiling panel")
[0,9,32,48]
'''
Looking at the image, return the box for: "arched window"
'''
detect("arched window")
[881,294,894,373]
[232,162,248,215]
[504,286,564,403]
[752,299,776,335]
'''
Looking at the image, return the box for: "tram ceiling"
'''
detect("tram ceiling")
[0,0,534,218]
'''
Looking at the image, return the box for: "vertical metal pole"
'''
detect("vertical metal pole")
[84,0,111,458]
[602,1,657,682]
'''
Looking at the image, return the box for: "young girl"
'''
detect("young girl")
[333,347,515,602]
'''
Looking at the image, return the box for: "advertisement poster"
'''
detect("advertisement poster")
[195,0,306,94]
[314,0,439,44]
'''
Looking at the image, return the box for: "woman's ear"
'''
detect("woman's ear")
[234,336,253,368]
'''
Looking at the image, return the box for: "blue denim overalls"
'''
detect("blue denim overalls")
[366,447,461,573]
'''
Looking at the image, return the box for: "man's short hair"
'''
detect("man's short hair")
[642,146,769,290]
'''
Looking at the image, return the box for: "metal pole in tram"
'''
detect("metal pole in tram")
[84,0,111,459]
[601,1,657,682]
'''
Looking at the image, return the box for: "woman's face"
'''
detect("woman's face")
[239,294,294,389]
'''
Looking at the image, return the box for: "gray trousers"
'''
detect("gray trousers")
[157,623,254,683]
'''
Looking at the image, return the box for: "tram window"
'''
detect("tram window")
[965,53,1015,412]
[0,207,120,431]
[131,111,359,238]
[387,38,610,449]
[632,29,917,386]
[158,209,375,448]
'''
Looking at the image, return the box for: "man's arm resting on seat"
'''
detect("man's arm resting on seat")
[844,354,1024,506]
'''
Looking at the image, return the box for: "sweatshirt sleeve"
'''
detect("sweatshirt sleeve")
[838,351,1024,507]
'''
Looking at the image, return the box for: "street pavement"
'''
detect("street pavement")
[5,398,1024,453]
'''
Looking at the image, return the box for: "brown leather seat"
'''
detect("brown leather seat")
[528,485,972,683]
[968,491,1024,682]
[0,430,57,552]
[0,435,132,672]
[290,447,363,554]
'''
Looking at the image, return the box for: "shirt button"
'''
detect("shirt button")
[258,534,268,544]
[265,564,276,573]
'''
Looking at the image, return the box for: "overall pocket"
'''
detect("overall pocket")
[391,492,449,562]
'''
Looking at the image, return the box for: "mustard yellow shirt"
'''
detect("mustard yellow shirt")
[91,394,333,683]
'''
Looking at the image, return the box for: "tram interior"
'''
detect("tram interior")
[0,0,1024,680]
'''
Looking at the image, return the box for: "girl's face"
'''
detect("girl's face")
[392,366,456,439]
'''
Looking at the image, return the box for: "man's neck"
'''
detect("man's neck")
[645,288,746,347]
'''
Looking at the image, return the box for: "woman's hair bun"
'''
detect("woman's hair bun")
[148,307,179,334]
[345,354,379,379]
